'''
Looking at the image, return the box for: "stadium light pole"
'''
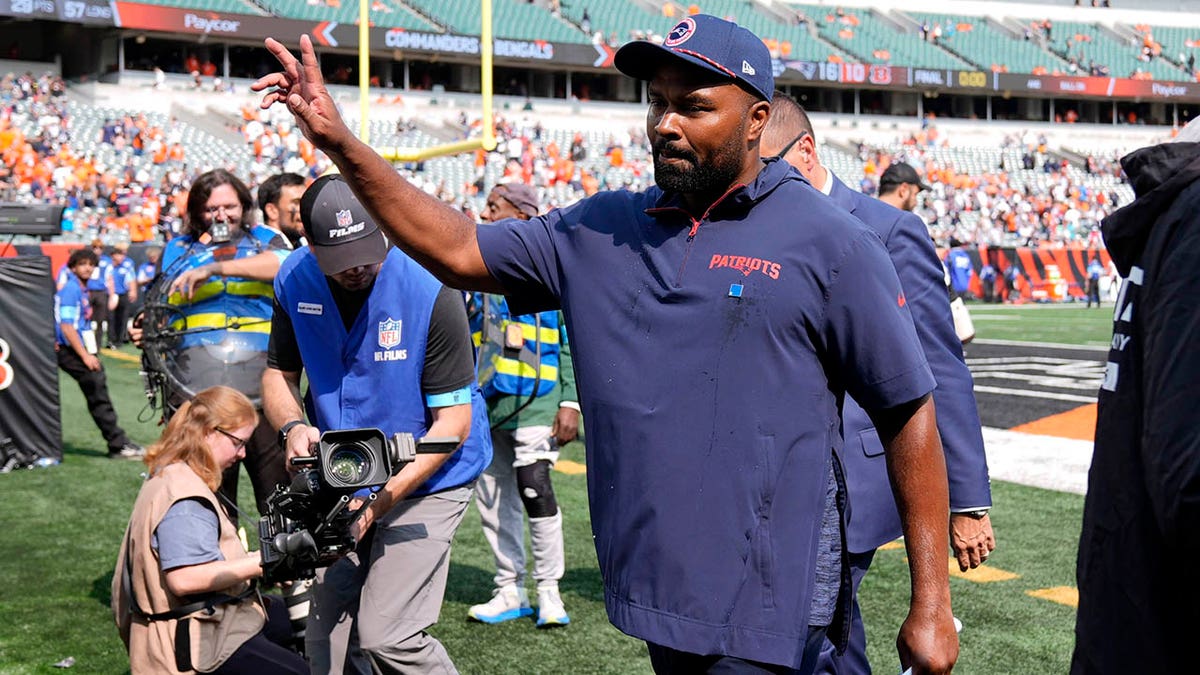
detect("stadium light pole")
[360,0,370,143]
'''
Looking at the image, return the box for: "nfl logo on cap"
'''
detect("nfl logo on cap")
[335,209,353,229]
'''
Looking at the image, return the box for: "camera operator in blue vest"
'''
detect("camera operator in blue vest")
[466,183,580,629]
[261,174,491,674]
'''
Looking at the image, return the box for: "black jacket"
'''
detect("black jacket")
[1072,142,1200,674]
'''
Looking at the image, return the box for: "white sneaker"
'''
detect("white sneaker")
[536,586,570,628]
[468,585,533,624]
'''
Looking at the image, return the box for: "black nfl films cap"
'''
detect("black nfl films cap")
[300,174,390,275]
[613,14,774,102]
[879,162,932,192]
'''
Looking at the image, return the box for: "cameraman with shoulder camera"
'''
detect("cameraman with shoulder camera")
[261,175,492,674]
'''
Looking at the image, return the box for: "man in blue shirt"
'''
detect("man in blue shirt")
[85,238,113,341]
[105,243,138,348]
[255,16,958,674]
[762,93,994,675]
[55,248,142,460]
[1086,256,1104,308]
[979,261,997,303]
[262,175,491,673]
[944,245,974,299]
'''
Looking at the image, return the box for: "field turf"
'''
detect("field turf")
[0,326,1088,673]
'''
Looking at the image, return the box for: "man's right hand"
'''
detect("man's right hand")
[285,423,321,473]
[253,35,354,155]
[82,353,101,372]
[897,603,959,674]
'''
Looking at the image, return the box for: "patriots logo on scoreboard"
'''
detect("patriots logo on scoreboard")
[378,318,402,349]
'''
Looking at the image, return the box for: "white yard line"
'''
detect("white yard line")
[970,338,1109,352]
[983,427,1092,495]
[973,386,1098,403]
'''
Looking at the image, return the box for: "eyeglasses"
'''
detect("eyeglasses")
[215,427,250,450]
[772,131,811,160]
[205,203,242,217]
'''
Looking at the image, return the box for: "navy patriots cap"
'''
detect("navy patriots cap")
[614,14,773,102]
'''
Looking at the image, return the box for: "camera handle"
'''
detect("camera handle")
[312,491,380,540]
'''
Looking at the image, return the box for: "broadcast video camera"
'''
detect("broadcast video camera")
[258,428,458,583]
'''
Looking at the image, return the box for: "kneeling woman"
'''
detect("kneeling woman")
[113,385,306,674]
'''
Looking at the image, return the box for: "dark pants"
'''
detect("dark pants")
[211,594,308,674]
[108,291,131,346]
[981,279,995,303]
[56,347,131,454]
[218,416,289,521]
[815,550,874,675]
[1086,278,1101,308]
[88,289,110,335]
[648,626,827,675]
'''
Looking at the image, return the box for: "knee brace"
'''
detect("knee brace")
[516,459,558,518]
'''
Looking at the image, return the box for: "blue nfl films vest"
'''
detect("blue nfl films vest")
[159,226,282,352]
[275,248,491,495]
[469,293,560,400]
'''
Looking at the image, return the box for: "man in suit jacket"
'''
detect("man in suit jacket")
[762,93,996,674]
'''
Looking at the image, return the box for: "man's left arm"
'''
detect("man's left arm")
[552,317,580,446]
[888,211,994,569]
[869,395,957,674]
[169,250,283,299]
[824,230,956,674]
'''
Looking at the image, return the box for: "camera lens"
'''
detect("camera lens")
[328,444,372,486]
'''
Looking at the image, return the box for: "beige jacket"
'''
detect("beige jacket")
[112,463,265,673]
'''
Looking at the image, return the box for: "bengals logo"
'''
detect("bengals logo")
[665,18,697,47]
[0,338,13,391]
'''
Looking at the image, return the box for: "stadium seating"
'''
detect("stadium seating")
[403,0,586,43]
[907,13,1066,74]
[1135,24,1200,76]
[133,0,264,14]
[1040,19,1182,80]
[789,5,968,70]
[255,0,436,31]
[558,0,673,45]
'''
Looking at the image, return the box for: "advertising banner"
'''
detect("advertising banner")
[783,58,1200,102]
[0,0,115,24]
[0,256,62,462]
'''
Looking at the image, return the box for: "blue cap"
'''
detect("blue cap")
[614,15,773,102]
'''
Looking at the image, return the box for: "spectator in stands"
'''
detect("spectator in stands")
[1074,109,1200,675]
[256,17,959,674]
[56,248,143,460]
[257,172,307,247]
[762,93,993,675]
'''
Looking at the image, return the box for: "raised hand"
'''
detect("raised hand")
[251,35,354,155]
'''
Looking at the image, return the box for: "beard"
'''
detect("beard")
[652,124,747,195]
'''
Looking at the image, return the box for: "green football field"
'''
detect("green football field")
[968,302,1114,347]
[0,327,1089,673]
